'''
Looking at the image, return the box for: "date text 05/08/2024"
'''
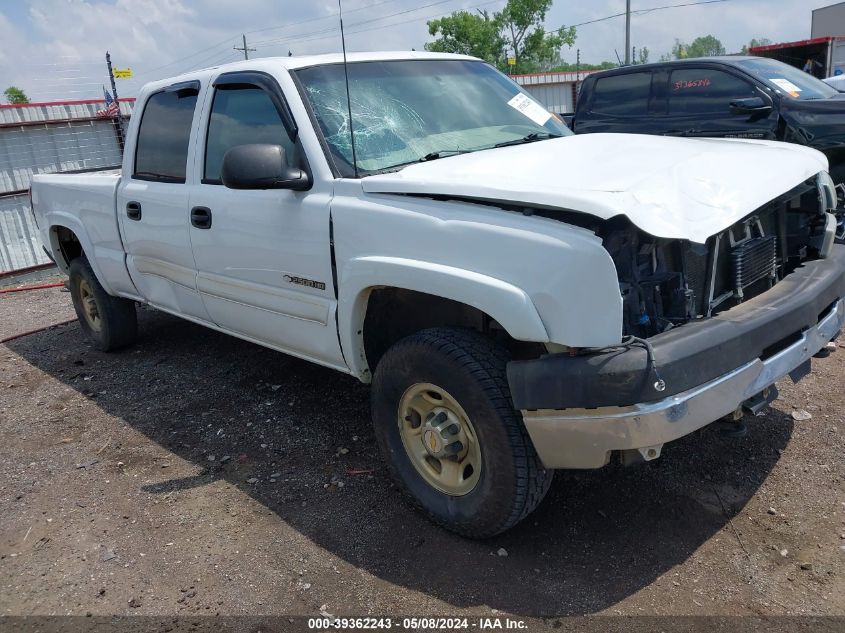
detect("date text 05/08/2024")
[307,617,529,630]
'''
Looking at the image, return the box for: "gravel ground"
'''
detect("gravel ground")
[0,282,844,624]
[0,270,74,343]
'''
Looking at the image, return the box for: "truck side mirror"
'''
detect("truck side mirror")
[221,144,310,191]
[729,97,773,116]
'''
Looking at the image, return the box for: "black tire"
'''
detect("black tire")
[68,256,137,352]
[371,327,552,538]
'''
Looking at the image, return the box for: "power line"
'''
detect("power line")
[568,0,729,29]
[251,0,502,53]
[128,0,421,82]
[246,0,413,37]
[250,0,461,47]
[171,0,500,74]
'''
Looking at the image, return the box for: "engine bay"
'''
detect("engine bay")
[601,179,833,339]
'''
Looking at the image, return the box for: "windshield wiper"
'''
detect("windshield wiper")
[494,131,562,148]
[419,149,470,162]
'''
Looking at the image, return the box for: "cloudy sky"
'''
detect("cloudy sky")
[0,0,836,102]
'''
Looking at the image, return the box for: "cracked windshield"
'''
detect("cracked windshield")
[295,59,571,175]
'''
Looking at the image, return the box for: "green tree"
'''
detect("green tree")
[3,86,29,104]
[426,0,576,74]
[425,10,506,67]
[673,35,727,59]
[637,46,650,65]
[688,35,726,57]
[665,35,726,60]
[550,60,618,72]
[740,37,772,54]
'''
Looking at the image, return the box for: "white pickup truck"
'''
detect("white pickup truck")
[31,52,845,537]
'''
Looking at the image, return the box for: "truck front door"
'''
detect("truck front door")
[653,66,779,140]
[186,72,345,370]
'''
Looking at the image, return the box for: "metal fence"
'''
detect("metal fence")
[0,193,42,273]
[512,71,594,114]
[0,98,133,273]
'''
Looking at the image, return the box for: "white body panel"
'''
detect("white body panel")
[28,52,833,385]
[187,184,344,370]
[118,179,212,322]
[30,170,139,299]
[330,181,622,377]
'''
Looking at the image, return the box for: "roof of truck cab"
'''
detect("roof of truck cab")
[582,56,782,80]
[142,51,479,92]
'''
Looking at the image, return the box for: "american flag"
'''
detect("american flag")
[96,86,120,118]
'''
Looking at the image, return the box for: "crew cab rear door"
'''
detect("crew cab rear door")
[185,71,345,370]
[572,69,659,135]
[652,65,779,140]
[117,81,212,322]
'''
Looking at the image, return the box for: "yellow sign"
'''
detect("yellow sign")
[507,57,516,66]
[113,68,133,79]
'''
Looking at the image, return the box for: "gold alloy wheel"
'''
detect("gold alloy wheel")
[78,278,102,333]
[397,383,482,496]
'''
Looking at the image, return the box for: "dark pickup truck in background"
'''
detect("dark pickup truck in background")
[571,56,845,197]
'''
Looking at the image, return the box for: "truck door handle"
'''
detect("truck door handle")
[190,206,212,229]
[126,201,142,221]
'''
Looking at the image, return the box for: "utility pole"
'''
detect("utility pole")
[576,48,580,73]
[625,0,631,65]
[234,34,255,60]
[105,51,125,152]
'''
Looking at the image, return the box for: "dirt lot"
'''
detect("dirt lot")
[1,280,844,625]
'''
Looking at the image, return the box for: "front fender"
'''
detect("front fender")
[339,256,549,379]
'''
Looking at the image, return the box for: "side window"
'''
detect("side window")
[590,72,652,116]
[668,68,756,115]
[204,86,298,183]
[134,90,198,182]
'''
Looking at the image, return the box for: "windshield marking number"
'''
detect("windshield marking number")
[673,78,712,90]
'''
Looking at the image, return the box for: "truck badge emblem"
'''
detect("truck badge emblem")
[283,274,326,290]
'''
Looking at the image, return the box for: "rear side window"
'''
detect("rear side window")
[668,68,756,115]
[590,72,652,116]
[134,90,198,183]
[204,86,298,183]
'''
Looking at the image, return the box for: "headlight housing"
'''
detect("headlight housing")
[817,171,837,212]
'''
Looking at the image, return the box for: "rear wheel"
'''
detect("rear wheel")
[68,257,137,351]
[371,328,552,538]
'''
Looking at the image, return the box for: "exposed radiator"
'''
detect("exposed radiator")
[731,235,777,297]
[682,242,709,316]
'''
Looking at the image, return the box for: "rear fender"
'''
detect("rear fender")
[44,213,109,287]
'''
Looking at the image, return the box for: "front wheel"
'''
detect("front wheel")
[371,328,552,538]
[68,257,137,352]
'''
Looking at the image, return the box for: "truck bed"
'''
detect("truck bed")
[30,169,137,298]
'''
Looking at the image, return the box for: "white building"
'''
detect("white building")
[812,2,845,39]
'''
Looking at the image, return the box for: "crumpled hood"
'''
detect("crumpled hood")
[361,133,828,244]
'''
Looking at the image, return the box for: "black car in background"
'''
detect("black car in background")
[572,57,845,187]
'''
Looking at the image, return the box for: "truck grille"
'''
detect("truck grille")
[732,236,777,294]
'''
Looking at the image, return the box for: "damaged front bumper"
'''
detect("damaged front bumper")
[507,247,845,470]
